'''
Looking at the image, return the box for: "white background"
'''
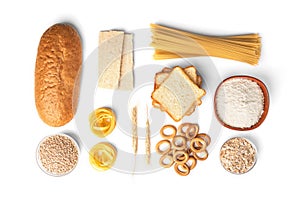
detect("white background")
[0,0,299,199]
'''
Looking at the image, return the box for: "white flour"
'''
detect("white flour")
[215,78,264,128]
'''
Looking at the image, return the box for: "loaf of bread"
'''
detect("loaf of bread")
[35,24,82,127]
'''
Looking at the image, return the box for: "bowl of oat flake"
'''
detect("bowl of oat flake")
[36,133,80,176]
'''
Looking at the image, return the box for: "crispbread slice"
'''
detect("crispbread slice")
[119,34,134,90]
[152,67,205,121]
[98,31,124,89]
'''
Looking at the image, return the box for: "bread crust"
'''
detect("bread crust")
[35,24,82,127]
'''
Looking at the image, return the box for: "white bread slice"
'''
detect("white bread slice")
[119,34,134,90]
[152,67,205,121]
[98,31,124,89]
[155,66,200,89]
[153,66,203,110]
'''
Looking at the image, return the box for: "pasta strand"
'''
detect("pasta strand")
[151,24,261,65]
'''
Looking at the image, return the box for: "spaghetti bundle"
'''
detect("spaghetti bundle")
[151,24,261,65]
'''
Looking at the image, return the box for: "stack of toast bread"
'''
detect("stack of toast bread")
[151,66,205,121]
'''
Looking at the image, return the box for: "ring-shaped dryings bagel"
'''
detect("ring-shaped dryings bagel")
[193,150,209,161]
[178,123,191,136]
[160,125,177,139]
[196,133,211,146]
[174,163,190,176]
[186,156,197,170]
[186,148,193,156]
[171,148,187,158]
[159,153,174,168]
[185,124,199,139]
[173,150,189,164]
[172,135,187,150]
[190,137,207,153]
[155,140,172,155]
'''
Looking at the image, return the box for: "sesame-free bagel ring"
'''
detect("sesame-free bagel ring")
[186,156,197,170]
[196,133,211,146]
[159,153,174,168]
[174,163,190,176]
[160,125,177,139]
[190,137,207,153]
[193,150,209,161]
[173,150,189,164]
[155,140,172,155]
[178,123,190,136]
[185,124,199,139]
[172,135,187,150]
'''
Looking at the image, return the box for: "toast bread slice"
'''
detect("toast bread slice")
[153,66,203,109]
[151,67,205,121]
[157,66,201,87]
[161,66,202,86]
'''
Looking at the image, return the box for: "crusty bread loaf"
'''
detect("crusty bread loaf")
[98,31,124,89]
[151,67,205,121]
[35,24,82,127]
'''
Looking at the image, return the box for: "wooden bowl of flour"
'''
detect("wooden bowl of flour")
[214,76,269,131]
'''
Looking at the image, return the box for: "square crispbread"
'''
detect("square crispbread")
[119,34,134,90]
[98,31,124,89]
[151,67,205,121]
[119,33,134,90]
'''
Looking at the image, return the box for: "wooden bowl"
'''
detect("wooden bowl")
[214,75,270,131]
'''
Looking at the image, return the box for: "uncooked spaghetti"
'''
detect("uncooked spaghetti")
[151,24,261,65]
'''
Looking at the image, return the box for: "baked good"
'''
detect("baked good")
[151,67,205,121]
[35,24,82,127]
[153,66,203,110]
[155,66,201,89]
[98,31,124,89]
[119,34,134,90]
[162,66,201,86]
[98,31,134,90]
